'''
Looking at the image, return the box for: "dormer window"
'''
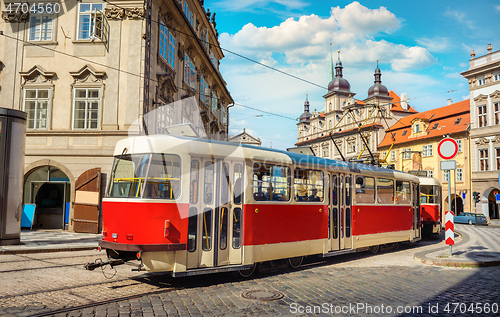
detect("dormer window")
[433,123,439,129]
[402,130,407,136]
[454,118,462,125]
[413,123,420,133]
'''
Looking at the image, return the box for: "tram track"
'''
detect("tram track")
[27,286,184,317]
[0,253,94,264]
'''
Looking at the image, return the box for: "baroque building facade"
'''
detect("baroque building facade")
[296,56,417,163]
[0,0,233,232]
[378,99,471,216]
[461,44,500,219]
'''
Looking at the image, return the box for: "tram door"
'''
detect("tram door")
[215,160,244,267]
[187,158,244,270]
[344,175,353,249]
[412,183,421,239]
[330,174,340,251]
[187,158,215,269]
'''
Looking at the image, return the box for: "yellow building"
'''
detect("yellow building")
[378,99,471,214]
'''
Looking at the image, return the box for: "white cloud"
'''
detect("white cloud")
[445,72,462,79]
[462,95,470,100]
[330,1,401,34]
[416,37,450,52]
[495,5,500,13]
[220,3,433,71]
[445,9,475,29]
[459,62,468,68]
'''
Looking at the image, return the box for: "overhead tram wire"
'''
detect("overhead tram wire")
[0,31,297,122]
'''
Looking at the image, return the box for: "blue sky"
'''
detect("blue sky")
[208,0,500,149]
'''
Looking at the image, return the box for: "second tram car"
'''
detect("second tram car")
[96,135,422,277]
[419,177,442,235]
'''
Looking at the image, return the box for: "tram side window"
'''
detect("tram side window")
[143,154,181,199]
[187,207,197,252]
[396,180,410,204]
[233,164,244,205]
[355,176,375,204]
[253,163,290,201]
[294,169,324,202]
[377,178,394,204]
[332,175,338,205]
[202,208,212,251]
[190,160,199,204]
[204,161,214,204]
[232,207,242,249]
[221,163,230,205]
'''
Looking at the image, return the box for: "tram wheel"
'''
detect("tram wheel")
[370,245,380,254]
[288,256,304,269]
[239,263,257,278]
[392,242,401,250]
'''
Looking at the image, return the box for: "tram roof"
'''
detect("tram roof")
[114,135,418,182]
[418,176,442,187]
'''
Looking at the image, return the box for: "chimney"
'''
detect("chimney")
[401,92,408,110]
[447,98,452,105]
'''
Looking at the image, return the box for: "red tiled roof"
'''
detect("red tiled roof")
[388,91,418,113]
[378,99,470,148]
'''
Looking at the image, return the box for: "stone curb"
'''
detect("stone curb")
[0,245,98,255]
[414,230,500,267]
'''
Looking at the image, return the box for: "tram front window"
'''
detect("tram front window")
[107,153,181,199]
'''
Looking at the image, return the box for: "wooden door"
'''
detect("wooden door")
[73,168,101,233]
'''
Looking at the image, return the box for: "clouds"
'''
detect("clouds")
[219,2,434,72]
[416,37,451,52]
[330,2,401,35]
[444,9,475,29]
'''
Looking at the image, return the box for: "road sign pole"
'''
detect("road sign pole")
[448,176,452,256]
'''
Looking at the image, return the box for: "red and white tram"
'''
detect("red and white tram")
[419,176,442,235]
[97,135,421,277]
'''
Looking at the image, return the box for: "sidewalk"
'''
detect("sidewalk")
[415,223,500,267]
[0,230,100,254]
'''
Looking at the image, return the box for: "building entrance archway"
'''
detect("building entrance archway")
[487,189,500,219]
[24,166,71,229]
[451,196,464,216]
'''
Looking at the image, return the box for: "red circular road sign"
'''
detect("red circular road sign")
[438,138,459,160]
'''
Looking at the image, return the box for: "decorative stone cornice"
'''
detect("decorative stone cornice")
[70,65,106,85]
[125,8,145,20]
[492,135,500,144]
[20,65,56,85]
[104,8,125,20]
[490,90,500,100]
[475,137,489,146]
[474,94,488,103]
[2,11,28,22]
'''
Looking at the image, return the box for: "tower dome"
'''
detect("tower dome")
[327,51,353,94]
[299,95,312,124]
[367,61,389,98]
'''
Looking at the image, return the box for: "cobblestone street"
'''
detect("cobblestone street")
[1,235,500,317]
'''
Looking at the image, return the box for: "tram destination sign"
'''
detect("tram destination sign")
[438,137,459,160]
